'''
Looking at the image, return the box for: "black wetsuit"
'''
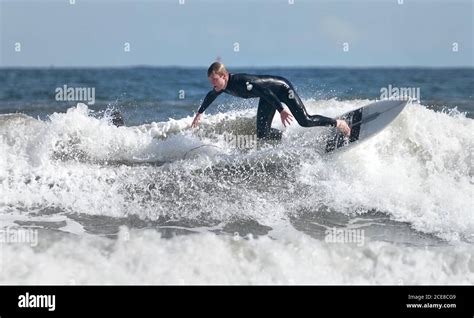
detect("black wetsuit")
[198,73,337,140]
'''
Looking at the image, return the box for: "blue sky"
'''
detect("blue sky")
[1,0,472,67]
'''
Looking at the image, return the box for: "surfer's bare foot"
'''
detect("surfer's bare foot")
[336,120,351,136]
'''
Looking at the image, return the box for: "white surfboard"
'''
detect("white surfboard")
[326,99,408,153]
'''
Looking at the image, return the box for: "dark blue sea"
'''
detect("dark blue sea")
[1,67,472,123]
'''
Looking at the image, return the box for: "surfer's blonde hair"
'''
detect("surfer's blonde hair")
[207,62,228,77]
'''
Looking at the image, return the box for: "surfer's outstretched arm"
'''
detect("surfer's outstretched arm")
[197,89,222,114]
[192,63,230,128]
[192,89,222,128]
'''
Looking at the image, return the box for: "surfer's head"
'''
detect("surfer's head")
[207,62,228,92]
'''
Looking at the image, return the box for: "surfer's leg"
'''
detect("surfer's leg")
[256,98,282,140]
[283,91,336,127]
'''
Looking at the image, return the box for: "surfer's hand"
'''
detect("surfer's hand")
[192,113,202,128]
[280,108,294,127]
[336,120,351,137]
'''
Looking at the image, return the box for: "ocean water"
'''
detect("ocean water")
[0,67,473,284]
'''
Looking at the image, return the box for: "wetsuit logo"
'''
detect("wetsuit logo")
[245,82,253,91]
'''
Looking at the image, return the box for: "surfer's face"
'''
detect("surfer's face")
[208,73,227,92]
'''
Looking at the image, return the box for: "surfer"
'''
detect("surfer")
[191,62,351,140]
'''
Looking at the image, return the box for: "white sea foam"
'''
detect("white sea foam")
[296,100,473,241]
[0,228,472,285]
[0,101,472,241]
